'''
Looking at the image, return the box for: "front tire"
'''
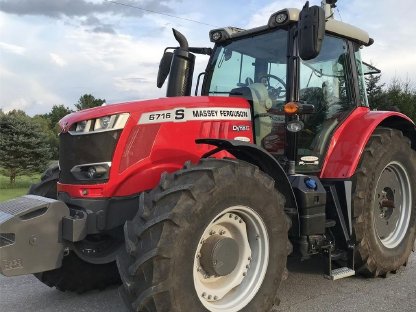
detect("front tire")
[352,128,416,276]
[118,158,291,312]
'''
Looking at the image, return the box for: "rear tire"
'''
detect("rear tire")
[118,158,291,312]
[35,252,120,293]
[28,162,59,199]
[29,164,121,293]
[352,128,416,276]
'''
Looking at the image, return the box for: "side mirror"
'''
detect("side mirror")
[298,1,325,60]
[157,51,173,88]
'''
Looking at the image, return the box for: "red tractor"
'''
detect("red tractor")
[1,1,415,311]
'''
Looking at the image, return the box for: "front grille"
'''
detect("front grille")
[59,130,122,184]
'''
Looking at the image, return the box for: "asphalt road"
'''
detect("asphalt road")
[1,254,415,312]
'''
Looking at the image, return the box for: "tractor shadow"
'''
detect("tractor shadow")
[286,255,327,275]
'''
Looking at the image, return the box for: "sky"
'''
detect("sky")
[1,0,416,115]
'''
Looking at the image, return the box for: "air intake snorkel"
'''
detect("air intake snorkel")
[157,28,196,97]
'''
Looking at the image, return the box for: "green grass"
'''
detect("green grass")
[0,188,29,202]
[0,173,41,202]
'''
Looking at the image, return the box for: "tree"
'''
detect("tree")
[0,111,51,184]
[75,94,105,111]
[32,105,72,160]
[48,104,73,128]
[384,78,416,121]
[365,73,416,121]
[32,115,60,160]
[365,72,385,109]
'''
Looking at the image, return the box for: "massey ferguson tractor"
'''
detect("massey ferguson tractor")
[1,1,415,311]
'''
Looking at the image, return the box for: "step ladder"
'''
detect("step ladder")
[323,244,355,280]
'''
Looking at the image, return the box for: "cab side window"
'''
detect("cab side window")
[299,35,353,119]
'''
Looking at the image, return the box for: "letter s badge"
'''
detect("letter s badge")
[175,109,185,120]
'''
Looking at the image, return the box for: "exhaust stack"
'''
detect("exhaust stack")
[166,29,195,97]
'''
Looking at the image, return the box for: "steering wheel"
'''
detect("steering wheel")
[259,74,286,100]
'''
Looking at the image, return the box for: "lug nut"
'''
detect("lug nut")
[202,292,206,298]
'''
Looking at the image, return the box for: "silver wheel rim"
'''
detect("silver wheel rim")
[374,161,412,249]
[193,206,269,312]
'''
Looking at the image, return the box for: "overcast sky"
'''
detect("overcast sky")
[1,0,415,115]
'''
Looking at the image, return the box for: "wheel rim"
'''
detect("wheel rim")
[373,161,412,249]
[193,206,269,312]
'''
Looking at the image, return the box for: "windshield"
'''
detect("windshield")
[205,30,288,96]
[204,30,288,146]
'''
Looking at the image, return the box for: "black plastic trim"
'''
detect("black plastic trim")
[58,192,140,234]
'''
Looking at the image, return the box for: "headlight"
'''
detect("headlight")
[75,120,89,132]
[95,116,111,130]
[70,113,129,134]
[70,162,111,181]
[286,120,304,133]
[211,31,222,42]
[275,12,288,24]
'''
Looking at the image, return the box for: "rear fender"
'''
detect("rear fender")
[320,108,415,179]
[196,138,300,236]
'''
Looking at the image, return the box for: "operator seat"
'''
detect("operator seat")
[300,84,340,157]
[230,83,273,144]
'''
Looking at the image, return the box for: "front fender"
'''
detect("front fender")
[320,107,415,179]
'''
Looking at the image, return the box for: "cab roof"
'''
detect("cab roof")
[210,8,371,46]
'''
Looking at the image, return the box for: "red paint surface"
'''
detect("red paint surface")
[58,96,253,198]
[320,107,414,179]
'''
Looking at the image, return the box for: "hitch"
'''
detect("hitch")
[0,195,69,276]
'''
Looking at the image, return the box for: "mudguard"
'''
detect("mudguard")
[320,107,415,179]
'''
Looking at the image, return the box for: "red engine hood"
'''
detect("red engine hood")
[59,96,250,131]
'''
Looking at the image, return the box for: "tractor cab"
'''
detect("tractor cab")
[200,5,371,173]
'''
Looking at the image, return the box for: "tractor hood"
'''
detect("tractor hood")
[57,95,254,199]
[59,96,251,134]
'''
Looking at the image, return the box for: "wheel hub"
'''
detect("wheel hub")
[200,235,239,277]
[193,206,269,311]
[378,188,395,219]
